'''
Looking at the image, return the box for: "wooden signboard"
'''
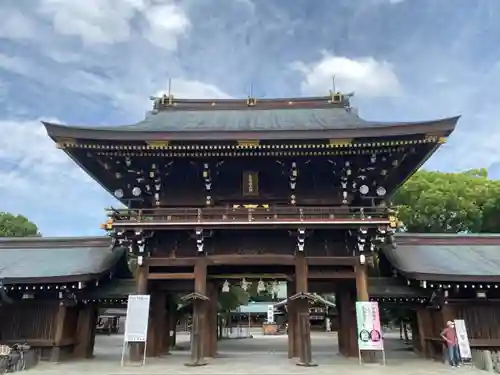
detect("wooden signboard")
[243,171,259,196]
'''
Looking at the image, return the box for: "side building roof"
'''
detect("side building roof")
[385,233,500,282]
[42,96,459,141]
[0,236,125,284]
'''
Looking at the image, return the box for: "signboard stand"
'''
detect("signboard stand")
[355,301,386,366]
[120,294,151,367]
[357,347,386,366]
[120,340,147,367]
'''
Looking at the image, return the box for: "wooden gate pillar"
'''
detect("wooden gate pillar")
[287,281,299,358]
[74,302,98,359]
[356,263,378,362]
[336,283,358,357]
[146,291,166,357]
[130,265,149,362]
[355,264,369,301]
[204,282,218,358]
[162,294,177,354]
[50,304,77,362]
[295,253,315,367]
[416,308,429,358]
[185,258,208,366]
[169,296,178,349]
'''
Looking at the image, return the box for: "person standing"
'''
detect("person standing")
[441,321,460,367]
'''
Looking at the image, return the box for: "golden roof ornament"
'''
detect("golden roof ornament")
[329,90,343,104]
[247,96,256,107]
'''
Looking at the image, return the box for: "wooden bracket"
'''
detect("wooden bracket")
[288,292,315,301]
[180,292,210,302]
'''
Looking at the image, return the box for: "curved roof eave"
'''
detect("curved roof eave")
[0,236,125,284]
[42,116,460,142]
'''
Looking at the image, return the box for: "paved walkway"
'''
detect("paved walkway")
[26,332,484,375]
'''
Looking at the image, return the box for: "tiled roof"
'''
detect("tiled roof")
[385,233,500,282]
[42,96,459,141]
[0,236,124,284]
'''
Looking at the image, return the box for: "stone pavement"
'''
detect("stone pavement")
[25,332,485,375]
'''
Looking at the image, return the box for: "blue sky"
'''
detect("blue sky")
[1,0,500,236]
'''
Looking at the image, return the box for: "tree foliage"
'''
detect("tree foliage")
[218,281,275,311]
[393,169,500,233]
[0,212,39,237]
[218,286,249,312]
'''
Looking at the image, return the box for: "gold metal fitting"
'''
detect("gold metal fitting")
[329,90,343,103]
[247,97,257,107]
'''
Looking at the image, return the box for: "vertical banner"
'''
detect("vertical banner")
[242,171,259,196]
[355,301,384,351]
[454,319,472,360]
[267,305,275,323]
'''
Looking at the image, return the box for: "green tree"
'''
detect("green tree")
[392,169,499,233]
[479,180,500,233]
[0,212,39,237]
[218,286,249,312]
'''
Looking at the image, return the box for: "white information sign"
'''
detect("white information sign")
[124,294,150,342]
[454,319,472,360]
[121,294,150,366]
[267,305,275,323]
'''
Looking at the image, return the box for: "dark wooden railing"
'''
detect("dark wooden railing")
[106,206,391,226]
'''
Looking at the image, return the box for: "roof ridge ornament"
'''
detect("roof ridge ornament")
[150,93,175,111]
[247,96,257,107]
[329,90,343,104]
[328,90,355,110]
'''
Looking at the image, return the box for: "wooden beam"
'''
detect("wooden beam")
[309,270,355,279]
[208,273,291,280]
[147,255,357,267]
[147,258,195,267]
[207,254,295,265]
[148,273,194,280]
[156,280,193,291]
[307,257,357,266]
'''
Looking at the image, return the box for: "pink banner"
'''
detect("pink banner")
[355,301,384,351]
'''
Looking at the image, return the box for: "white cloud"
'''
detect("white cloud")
[1,0,498,235]
[38,0,189,48]
[141,3,190,50]
[0,7,38,40]
[38,0,140,45]
[0,118,93,191]
[0,118,112,235]
[0,0,226,236]
[0,54,32,76]
[156,79,232,99]
[292,52,401,97]
[370,0,407,4]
